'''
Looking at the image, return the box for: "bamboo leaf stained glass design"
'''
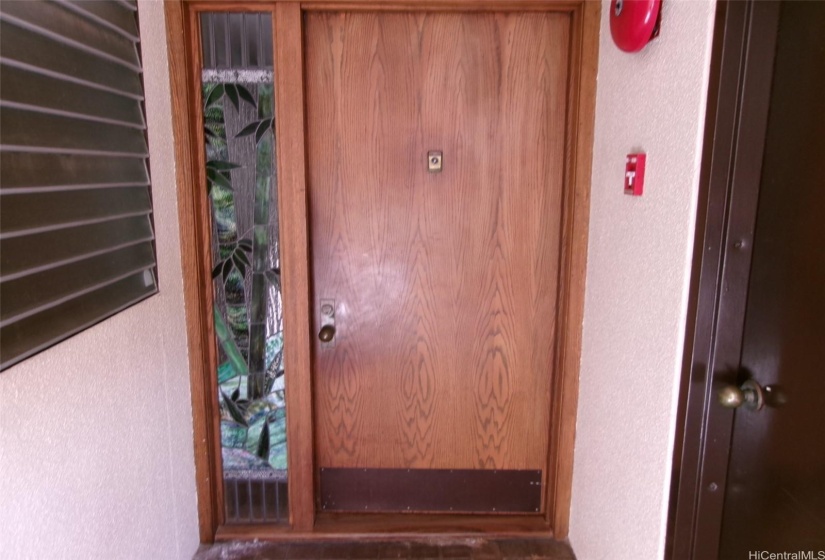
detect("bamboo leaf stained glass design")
[201,12,285,522]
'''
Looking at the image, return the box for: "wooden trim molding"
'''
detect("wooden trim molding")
[273,2,316,532]
[165,0,599,542]
[165,0,221,542]
[546,0,599,538]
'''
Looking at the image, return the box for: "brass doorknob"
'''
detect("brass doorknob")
[318,324,336,343]
[718,379,765,411]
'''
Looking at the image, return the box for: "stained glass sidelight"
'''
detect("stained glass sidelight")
[200,12,286,524]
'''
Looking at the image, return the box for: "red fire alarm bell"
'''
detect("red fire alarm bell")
[624,153,646,196]
[610,0,663,53]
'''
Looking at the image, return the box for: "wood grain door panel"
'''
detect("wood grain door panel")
[305,11,569,477]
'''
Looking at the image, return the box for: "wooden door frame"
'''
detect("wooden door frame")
[666,1,783,558]
[165,0,598,543]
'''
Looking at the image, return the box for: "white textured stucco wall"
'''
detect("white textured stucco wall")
[0,2,199,559]
[569,1,716,559]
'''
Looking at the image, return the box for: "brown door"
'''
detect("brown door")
[305,11,569,513]
[671,1,825,557]
[718,0,825,555]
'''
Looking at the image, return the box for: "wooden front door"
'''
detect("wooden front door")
[305,11,570,514]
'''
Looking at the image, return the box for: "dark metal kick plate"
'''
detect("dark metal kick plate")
[319,467,542,513]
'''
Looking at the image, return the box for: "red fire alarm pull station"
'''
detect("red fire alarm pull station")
[610,0,663,53]
[625,153,646,196]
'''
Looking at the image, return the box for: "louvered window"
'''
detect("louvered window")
[0,0,157,371]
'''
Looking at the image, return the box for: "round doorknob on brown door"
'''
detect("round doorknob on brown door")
[718,379,765,411]
[318,325,336,343]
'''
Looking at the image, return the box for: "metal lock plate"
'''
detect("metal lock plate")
[428,151,443,173]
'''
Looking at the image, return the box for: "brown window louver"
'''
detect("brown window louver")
[0,0,157,371]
